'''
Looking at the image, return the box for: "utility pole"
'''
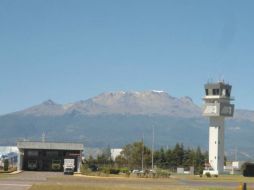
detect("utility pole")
[141,133,144,171]
[152,126,154,170]
[235,146,238,161]
[42,132,46,143]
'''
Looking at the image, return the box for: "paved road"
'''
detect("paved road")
[0,172,62,190]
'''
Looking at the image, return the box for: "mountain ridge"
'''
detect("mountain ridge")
[7,90,254,122]
[1,90,254,160]
[10,90,201,118]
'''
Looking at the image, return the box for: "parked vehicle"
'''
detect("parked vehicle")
[63,159,75,175]
[132,169,139,174]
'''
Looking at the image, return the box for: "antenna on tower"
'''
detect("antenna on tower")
[208,77,214,84]
[219,74,225,83]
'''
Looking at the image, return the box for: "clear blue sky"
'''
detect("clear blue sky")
[0,0,254,115]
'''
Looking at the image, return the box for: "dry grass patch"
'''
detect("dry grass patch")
[0,173,12,179]
[173,174,254,183]
[29,174,240,190]
[29,184,178,190]
[29,184,232,190]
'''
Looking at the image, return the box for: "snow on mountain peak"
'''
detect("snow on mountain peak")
[152,90,165,93]
[63,103,74,110]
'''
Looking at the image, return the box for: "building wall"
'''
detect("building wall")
[209,117,224,173]
[20,149,81,172]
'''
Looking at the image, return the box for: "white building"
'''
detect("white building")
[111,148,122,161]
[224,161,245,175]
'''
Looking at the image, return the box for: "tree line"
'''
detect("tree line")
[84,141,208,174]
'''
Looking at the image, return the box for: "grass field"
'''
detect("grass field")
[29,184,231,190]
[1,171,252,190]
[27,174,250,190]
[173,174,254,183]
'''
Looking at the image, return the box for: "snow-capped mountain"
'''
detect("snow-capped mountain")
[14,91,201,117]
[1,90,254,160]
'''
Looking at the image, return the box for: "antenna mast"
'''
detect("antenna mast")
[42,132,46,143]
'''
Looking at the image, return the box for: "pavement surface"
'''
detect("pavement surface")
[0,171,62,190]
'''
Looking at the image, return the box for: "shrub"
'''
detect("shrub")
[156,169,171,178]
[101,167,120,174]
[120,167,129,174]
[102,167,110,174]
[80,163,100,175]
[109,168,120,174]
[205,172,211,178]
[88,164,98,172]
[125,171,131,177]
[196,167,204,175]
[80,164,91,175]
[198,169,203,176]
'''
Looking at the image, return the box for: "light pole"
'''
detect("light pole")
[151,125,154,170]
[141,133,144,171]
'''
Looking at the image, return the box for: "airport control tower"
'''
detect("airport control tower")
[203,82,234,174]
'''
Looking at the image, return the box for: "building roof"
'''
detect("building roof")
[204,82,232,90]
[17,141,84,151]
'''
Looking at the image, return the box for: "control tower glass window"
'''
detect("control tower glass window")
[212,89,220,95]
[226,89,230,97]
[205,89,209,95]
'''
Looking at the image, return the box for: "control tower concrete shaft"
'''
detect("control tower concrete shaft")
[203,82,234,174]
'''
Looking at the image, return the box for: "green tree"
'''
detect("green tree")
[103,145,112,161]
[193,146,205,174]
[154,148,166,168]
[116,141,151,170]
[115,154,127,168]
[96,152,113,167]
[165,148,173,169]
[171,143,184,169]
[183,148,192,168]
[84,149,114,171]
[152,144,207,173]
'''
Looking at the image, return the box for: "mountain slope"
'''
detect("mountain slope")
[13,91,201,117]
[0,90,254,160]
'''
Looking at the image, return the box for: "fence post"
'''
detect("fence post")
[239,183,247,190]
